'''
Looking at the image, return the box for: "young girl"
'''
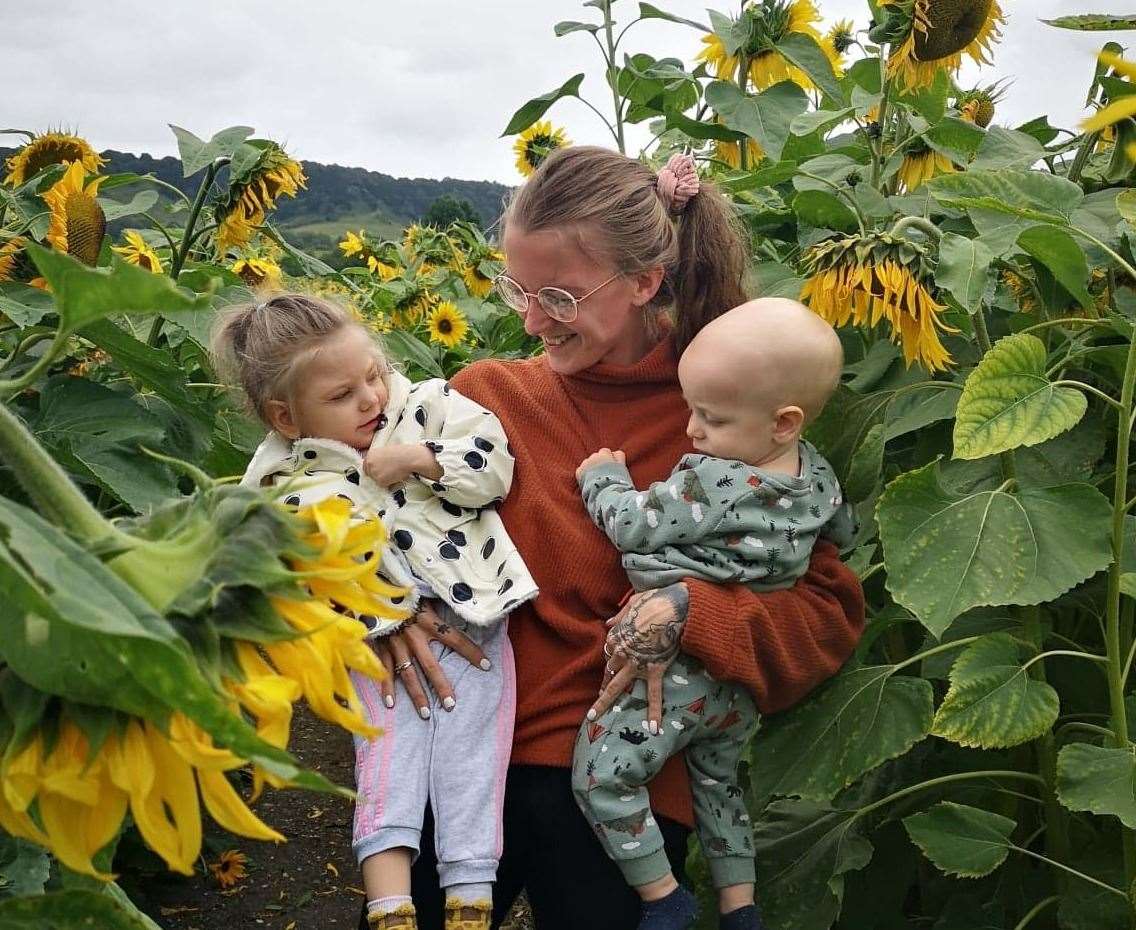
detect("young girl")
[211,293,537,930]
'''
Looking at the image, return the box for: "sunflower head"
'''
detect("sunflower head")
[897,139,955,192]
[800,230,957,371]
[956,80,1008,127]
[4,131,105,186]
[513,122,571,178]
[210,849,248,888]
[427,301,470,349]
[43,161,106,266]
[231,256,283,289]
[112,230,164,274]
[826,19,856,55]
[214,143,306,254]
[880,0,1005,91]
[0,237,27,283]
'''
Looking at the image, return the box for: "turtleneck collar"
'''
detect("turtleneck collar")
[554,332,679,402]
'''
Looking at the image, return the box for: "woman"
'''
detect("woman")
[371,146,864,930]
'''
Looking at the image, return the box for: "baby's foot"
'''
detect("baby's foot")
[720,903,768,930]
[444,897,492,930]
[638,884,698,930]
[367,901,417,930]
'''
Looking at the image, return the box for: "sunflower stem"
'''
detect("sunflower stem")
[600,0,626,154]
[1068,131,1101,185]
[737,54,752,171]
[888,215,941,243]
[0,328,69,400]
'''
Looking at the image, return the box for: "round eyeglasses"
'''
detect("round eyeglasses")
[492,272,622,323]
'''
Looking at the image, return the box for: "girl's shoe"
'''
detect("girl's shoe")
[367,903,418,930]
[444,898,492,930]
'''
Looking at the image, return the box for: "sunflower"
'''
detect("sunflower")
[339,230,367,258]
[215,144,306,254]
[713,136,765,169]
[1083,52,1136,139]
[800,231,957,371]
[695,0,838,91]
[43,161,106,266]
[896,140,955,191]
[210,850,249,889]
[426,301,470,348]
[822,19,856,73]
[461,259,496,298]
[112,230,164,273]
[4,131,105,186]
[0,237,25,282]
[1000,268,1037,312]
[956,81,1007,127]
[367,255,400,281]
[232,256,283,289]
[881,0,1005,92]
[513,121,571,178]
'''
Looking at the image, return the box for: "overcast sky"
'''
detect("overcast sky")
[4,0,1132,185]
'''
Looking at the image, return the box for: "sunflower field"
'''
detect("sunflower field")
[4,0,1136,927]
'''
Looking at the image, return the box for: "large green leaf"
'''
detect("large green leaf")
[99,190,160,222]
[925,117,986,161]
[0,888,161,929]
[1017,225,1094,308]
[903,802,1015,878]
[168,124,253,177]
[775,32,844,107]
[971,127,1047,171]
[931,633,1059,748]
[0,498,337,793]
[501,74,585,135]
[1042,14,1136,30]
[935,232,995,312]
[382,328,445,378]
[25,244,212,339]
[0,836,49,899]
[753,800,874,930]
[953,332,1088,460]
[926,169,1085,226]
[1056,743,1136,828]
[791,189,859,232]
[705,80,809,162]
[637,2,709,31]
[750,664,933,804]
[844,423,885,502]
[877,461,1113,636]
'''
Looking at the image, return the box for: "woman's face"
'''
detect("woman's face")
[502,225,662,375]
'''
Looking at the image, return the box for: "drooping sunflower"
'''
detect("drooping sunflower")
[513,121,571,178]
[339,230,367,258]
[4,130,105,186]
[0,237,25,282]
[455,244,503,299]
[822,19,856,74]
[367,255,400,281]
[232,256,283,289]
[112,230,164,273]
[956,81,1008,127]
[896,139,955,191]
[215,144,306,254]
[1001,268,1038,313]
[210,850,249,889]
[42,161,106,266]
[427,301,470,348]
[800,231,957,371]
[880,0,1005,92]
[695,0,839,91]
[713,136,765,170]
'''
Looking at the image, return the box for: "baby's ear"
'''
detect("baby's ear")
[772,405,804,444]
[265,399,300,439]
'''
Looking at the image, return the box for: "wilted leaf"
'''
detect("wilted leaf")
[904,802,1015,878]
[953,332,1087,460]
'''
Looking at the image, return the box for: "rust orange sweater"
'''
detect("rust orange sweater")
[451,335,865,828]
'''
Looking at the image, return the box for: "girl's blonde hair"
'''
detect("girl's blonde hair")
[501,145,749,354]
[209,292,383,423]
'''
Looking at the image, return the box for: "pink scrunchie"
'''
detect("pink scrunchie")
[655,153,700,214]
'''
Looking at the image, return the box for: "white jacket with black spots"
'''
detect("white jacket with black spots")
[240,370,539,632]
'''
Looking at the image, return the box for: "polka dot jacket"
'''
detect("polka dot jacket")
[240,370,539,633]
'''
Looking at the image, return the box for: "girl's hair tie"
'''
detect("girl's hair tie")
[655,153,700,214]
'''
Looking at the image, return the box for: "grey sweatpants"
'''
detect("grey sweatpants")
[350,606,515,889]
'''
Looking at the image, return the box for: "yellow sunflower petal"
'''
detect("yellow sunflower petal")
[197,767,285,843]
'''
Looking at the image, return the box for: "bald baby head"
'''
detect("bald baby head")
[678,298,843,466]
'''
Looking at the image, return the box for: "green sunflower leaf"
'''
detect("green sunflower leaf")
[1017,225,1094,308]
[926,168,1085,225]
[935,231,995,312]
[168,124,254,178]
[1042,15,1136,30]
[931,633,1059,748]
[876,461,1112,636]
[705,80,809,162]
[750,664,933,804]
[501,74,585,136]
[1056,743,1136,828]
[0,888,158,929]
[903,802,1016,878]
[554,20,600,36]
[637,2,709,32]
[791,189,859,232]
[0,835,50,898]
[844,422,886,503]
[953,332,1088,460]
[775,32,844,108]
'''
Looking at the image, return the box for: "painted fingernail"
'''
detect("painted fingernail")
[443,696,456,711]
[479,658,492,671]
[586,709,597,721]
[418,706,431,720]
[650,721,659,735]
[384,695,395,709]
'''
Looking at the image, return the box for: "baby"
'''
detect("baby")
[571,298,856,930]
[213,293,537,930]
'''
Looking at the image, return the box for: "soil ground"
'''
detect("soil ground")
[120,705,532,930]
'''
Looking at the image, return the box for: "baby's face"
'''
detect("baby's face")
[678,351,779,466]
[287,326,388,450]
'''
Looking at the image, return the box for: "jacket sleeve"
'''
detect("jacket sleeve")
[679,540,864,714]
[410,379,514,508]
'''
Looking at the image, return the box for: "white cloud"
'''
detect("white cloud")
[3,0,1133,184]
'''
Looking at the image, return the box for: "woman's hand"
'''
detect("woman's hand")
[371,600,490,718]
[586,582,689,734]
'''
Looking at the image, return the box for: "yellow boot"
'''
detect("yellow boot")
[367,903,418,930]
[444,898,492,930]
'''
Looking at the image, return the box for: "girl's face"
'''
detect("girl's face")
[502,225,664,375]
[268,326,388,450]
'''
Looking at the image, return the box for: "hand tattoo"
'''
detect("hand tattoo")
[611,583,689,667]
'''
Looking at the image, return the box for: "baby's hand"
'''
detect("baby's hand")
[364,443,426,487]
[576,448,626,482]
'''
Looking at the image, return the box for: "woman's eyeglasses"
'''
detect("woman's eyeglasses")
[491,272,621,323]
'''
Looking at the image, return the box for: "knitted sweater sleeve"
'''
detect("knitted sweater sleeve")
[680,539,864,715]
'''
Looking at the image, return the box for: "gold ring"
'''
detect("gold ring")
[394,660,414,673]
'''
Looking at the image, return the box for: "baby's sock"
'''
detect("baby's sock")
[443,883,493,930]
[366,896,416,930]
[638,884,698,930]
[719,904,767,930]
